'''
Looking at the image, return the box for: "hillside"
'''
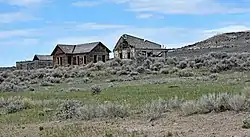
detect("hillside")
[185,31,250,49]
[167,31,250,57]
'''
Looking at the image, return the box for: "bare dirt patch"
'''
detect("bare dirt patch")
[1,111,250,137]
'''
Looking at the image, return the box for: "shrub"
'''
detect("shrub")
[142,59,152,69]
[178,69,194,77]
[150,62,164,71]
[46,77,61,84]
[30,79,38,84]
[181,92,250,116]
[136,66,145,73]
[144,98,183,119]
[169,67,179,74]
[181,100,198,116]
[94,102,129,119]
[129,71,139,76]
[208,73,219,80]
[116,70,130,76]
[68,87,81,92]
[194,63,203,69]
[56,101,129,120]
[107,58,121,67]
[56,100,82,120]
[242,119,250,129]
[82,77,90,83]
[242,87,250,99]
[91,85,102,95]
[40,81,54,87]
[6,102,25,114]
[121,59,133,66]
[166,57,177,65]
[144,98,169,117]
[188,61,195,68]
[228,95,248,112]
[160,68,169,74]
[0,96,35,114]
[167,97,184,110]
[65,78,73,84]
[77,70,90,78]
[176,60,188,69]
[0,76,4,83]
[106,67,117,75]
[94,61,105,71]
[52,69,63,78]
[0,82,23,92]
[197,93,231,113]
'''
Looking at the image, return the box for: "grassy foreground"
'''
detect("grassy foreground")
[0,71,250,137]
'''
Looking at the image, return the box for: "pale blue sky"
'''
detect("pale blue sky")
[0,0,250,66]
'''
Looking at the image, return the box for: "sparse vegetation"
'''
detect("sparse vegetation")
[55,101,129,120]
[3,52,250,136]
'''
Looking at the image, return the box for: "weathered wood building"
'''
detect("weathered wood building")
[113,34,168,59]
[16,55,53,70]
[51,42,111,66]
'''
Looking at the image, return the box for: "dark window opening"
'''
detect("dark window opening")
[102,55,106,62]
[68,56,72,65]
[84,56,87,64]
[127,52,131,59]
[57,57,59,65]
[94,55,98,63]
[60,57,62,66]
[73,57,77,65]
[119,53,123,59]
[77,56,80,65]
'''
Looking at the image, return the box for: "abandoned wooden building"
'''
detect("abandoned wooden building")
[51,42,111,66]
[16,54,53,70]
[113,34,168,59]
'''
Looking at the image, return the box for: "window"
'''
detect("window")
[84,56,87,64]
[94,55,97,63]
[60,57,62,66]
[68,56,72,65]
[127,52,131,59]
[57,57,59,64]
[73,57,77,65]
[77,56,80,65]
[119,53,123,59]
[102,55,106,62]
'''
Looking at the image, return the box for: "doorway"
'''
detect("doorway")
[119,53,123,59]
[84,56,87,64]
[127,52,131,59]
[73,57,77,65]
[94,55,97,63]
[102,55,106,62]
[68,56,72,65]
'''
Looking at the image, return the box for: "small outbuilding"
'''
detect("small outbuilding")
[16,54,53,70]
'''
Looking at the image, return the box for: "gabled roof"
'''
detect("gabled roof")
[57,44,75,53]
[74,42,103,54]
[114,34,162,51]
[33,55,53,61]
[51,42,111,55]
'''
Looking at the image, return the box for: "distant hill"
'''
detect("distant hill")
[167,31,250,57]
[183,31,250,50]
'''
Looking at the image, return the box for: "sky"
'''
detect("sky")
[0,0,250,67]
